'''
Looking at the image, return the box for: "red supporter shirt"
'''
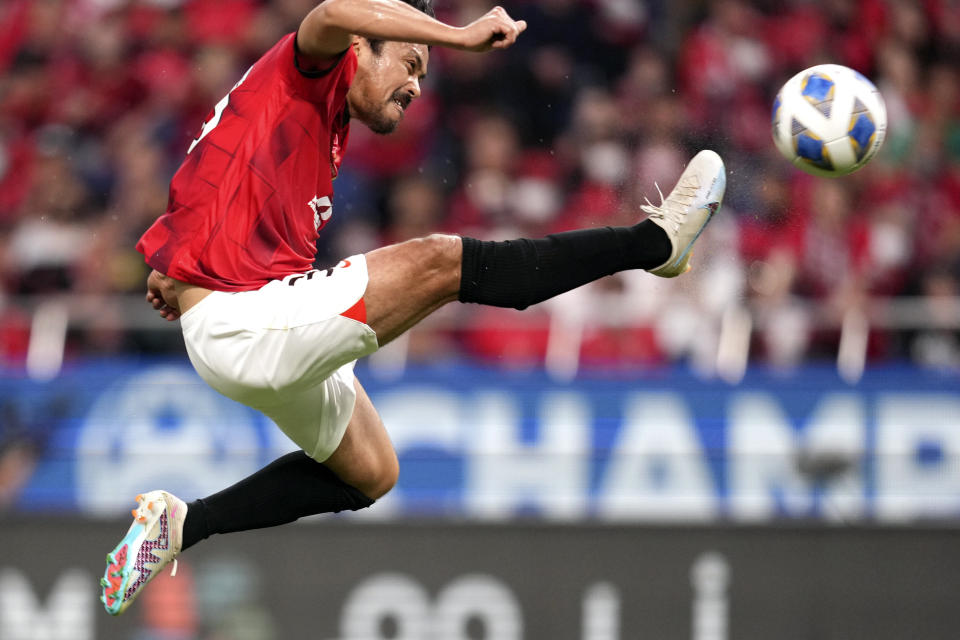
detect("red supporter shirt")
[137,33,357,291]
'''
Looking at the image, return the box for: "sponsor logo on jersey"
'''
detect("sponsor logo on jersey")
[308,196,332,230]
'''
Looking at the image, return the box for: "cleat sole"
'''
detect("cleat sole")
[101,490,185,617]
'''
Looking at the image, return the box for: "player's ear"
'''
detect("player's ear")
[351,36,363,56]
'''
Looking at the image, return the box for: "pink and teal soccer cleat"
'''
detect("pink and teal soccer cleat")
[642,149,726,278]
[100,490,187,616]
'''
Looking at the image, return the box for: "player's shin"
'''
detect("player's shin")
[181,451,374,550]
[458,221,671,310]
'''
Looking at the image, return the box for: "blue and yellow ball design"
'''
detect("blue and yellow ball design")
[771,64,887,177]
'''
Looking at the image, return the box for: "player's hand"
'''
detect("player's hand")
[456,6,526,52]
[146,270,181,322]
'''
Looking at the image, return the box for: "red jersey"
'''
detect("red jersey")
[137,33,357,291]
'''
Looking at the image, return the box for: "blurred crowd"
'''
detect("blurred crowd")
[0,0,958,371]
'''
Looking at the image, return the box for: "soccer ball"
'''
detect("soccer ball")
[772,64,887,177]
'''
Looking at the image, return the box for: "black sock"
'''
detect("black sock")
[180,451,374,552]
[458,221,671,310]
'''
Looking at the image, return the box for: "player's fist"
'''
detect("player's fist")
[146,269,181,321]
[456,6,526,52]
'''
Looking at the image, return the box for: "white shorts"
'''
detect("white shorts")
[180,256,380,461]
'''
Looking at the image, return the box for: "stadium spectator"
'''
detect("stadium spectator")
[0,0,956,370]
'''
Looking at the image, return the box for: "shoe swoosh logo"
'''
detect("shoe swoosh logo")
[124,511,170,600]
[668,202,721,269]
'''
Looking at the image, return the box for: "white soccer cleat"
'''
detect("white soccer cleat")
[642,149,726,278]
[100,490,187,616]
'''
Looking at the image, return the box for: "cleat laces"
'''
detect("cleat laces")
[640,176,700,234]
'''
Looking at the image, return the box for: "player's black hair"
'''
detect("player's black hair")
[366,0,435,56]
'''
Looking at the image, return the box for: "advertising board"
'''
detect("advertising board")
[1,521,958,640]
[3,360,959,522]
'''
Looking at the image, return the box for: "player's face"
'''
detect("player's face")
[348,40,428,135]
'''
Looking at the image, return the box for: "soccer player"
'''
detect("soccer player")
[100,0,726,615]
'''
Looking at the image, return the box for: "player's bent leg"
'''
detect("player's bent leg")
[101,372,386,617]
[101,392,388,617]
[322,380,399,499]
[100,445,382,616]
[171,376,387,553]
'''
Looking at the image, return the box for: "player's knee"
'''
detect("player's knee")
[379,449,400,497]
[363,451,399,500]
[419,233,461,270]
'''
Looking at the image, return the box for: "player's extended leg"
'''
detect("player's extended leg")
[363,149,726,345]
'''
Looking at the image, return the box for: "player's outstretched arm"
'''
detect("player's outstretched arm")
[298,0,526,59]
